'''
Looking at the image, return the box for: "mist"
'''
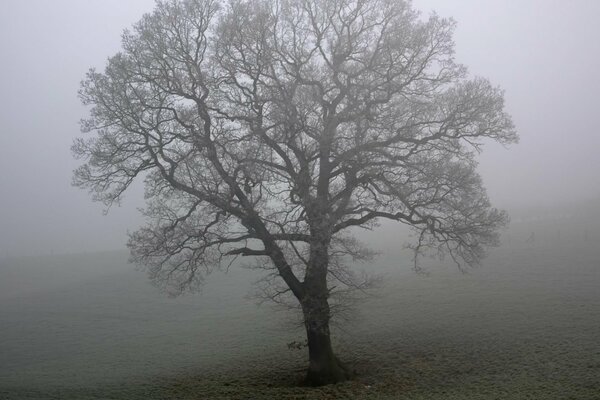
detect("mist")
[0,0,598,256]
[1,0,599,398]
[0,0,152,257]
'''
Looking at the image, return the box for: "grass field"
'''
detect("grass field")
[1,223,599,399]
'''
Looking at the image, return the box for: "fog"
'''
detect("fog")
[1,2,599,398]
[0,1,599,257]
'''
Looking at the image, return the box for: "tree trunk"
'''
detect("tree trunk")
[301,218,350,385]
[301,296,351,386]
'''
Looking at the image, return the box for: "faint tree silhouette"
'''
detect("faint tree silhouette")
[74,0,517,385]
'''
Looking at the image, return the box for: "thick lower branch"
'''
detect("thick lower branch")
[226,247,269,256]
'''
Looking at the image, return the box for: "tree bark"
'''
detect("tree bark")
[301,211,350,385]
[301,294,351,386]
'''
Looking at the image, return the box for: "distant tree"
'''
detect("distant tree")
[73,0,517,385]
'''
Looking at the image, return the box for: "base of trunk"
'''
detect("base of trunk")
[305,355,351,386]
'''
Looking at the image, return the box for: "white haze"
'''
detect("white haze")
[0,0,599,257]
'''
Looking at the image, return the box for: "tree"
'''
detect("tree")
[73,0,517,386]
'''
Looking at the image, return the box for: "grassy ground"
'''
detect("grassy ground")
[1,238,599,399]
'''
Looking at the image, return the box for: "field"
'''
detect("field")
[1,220,599,399]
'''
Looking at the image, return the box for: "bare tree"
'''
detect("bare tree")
[73,0,516,385]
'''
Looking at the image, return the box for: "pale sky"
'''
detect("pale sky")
[1,0,599,256]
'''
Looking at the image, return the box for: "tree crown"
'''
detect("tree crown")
[74,0,517,297]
